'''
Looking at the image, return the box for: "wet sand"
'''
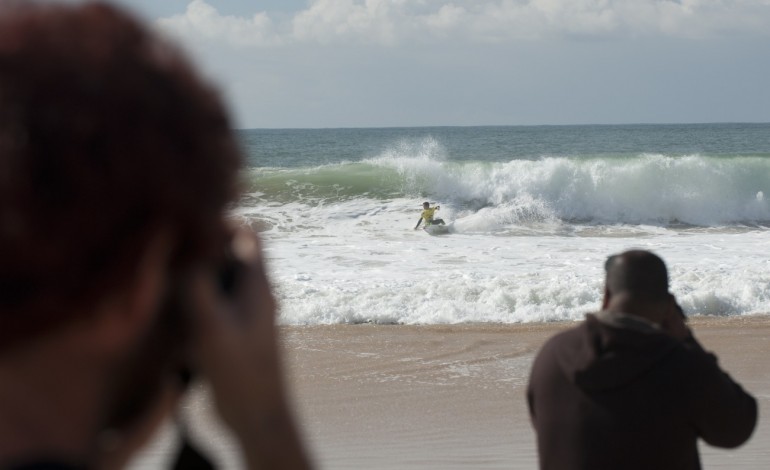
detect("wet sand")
[130,315,770,469]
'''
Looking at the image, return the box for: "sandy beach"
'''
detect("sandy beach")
[130,315,770,469]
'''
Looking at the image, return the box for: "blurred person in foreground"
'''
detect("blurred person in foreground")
[527,250,757,470]
[0,2,310,469]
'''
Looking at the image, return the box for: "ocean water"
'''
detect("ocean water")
[235,124,770,324]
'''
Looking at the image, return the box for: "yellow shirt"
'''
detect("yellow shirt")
[421,207,437,223]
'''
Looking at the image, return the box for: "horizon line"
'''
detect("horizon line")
[234,121,770,131]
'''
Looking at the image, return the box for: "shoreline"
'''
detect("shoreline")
[129,315,770,469]
[283,315,770,469]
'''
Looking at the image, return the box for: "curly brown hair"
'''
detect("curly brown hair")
[0,2,241,347]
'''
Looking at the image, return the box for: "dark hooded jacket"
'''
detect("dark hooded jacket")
[527,312,757,470]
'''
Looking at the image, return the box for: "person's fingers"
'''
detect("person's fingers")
[230,228,261,263]
[225,230,278,327]
[660,302,689,341]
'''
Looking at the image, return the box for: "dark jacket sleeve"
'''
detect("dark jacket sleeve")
[684,336,758,448]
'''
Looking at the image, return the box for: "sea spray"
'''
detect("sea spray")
[236,124,770,324]
[246,153,770,227]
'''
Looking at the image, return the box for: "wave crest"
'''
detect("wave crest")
[246,153,770,226]
[376,153,770,226]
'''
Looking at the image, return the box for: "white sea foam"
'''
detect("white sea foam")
[238,150,770,325]
[237,196,770,325]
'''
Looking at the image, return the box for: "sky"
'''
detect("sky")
[79,1,770,128]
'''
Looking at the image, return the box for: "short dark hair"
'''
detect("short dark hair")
[0,2,241,347]
[604,250,669,302]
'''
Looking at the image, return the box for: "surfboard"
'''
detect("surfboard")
[423,224,449,236]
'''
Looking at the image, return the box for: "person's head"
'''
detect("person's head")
[0,1,241,461]
[602,250,674,321]
[423,201,430,208]
[0,1,240,349]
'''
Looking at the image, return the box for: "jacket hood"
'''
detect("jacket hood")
[556,311,681,391]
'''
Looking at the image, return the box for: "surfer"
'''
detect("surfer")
[414,201,446,230]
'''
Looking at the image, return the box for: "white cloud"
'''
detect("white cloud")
[157,0,770,47]
[425,4,467,32]
[291,0,402,45]
[157,0,281,47]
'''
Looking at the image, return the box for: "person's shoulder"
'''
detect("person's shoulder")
[537,319,590,353]
[530,319,594,386]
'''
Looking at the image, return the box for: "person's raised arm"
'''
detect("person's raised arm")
[659,300,756,447]
[685,337,757,449]
[191,232,312,469]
